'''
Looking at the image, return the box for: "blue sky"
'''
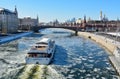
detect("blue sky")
[0,0,119,22]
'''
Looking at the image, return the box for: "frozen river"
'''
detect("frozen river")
[0,28,119,79]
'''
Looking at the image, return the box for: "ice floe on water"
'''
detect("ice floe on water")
[88,59,95,63]
[93,68,100,72]
[84,63,94,69]
[0,29,119,79]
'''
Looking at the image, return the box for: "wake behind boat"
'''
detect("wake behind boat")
[25,38,55,65]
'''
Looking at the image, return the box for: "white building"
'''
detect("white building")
[0,7,18,34]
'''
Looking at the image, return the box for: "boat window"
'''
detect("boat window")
[38,53,48,57]
[28,53,51,58]
[36,42,48,45]
[28,54,37,57]
[35,46,46,48]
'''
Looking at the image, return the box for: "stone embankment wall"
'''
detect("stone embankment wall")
[0,32,33,44]
[78,32,117,54]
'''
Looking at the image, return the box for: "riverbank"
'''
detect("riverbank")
[78,32,120,77]
[78,32,117,54]
[0,31,33,45]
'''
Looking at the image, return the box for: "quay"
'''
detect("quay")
[109,56,120,76]
[0,31,33,45]
[78,32,117,54]
[78,32,120,77]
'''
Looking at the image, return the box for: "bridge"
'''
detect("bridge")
[28,21,119,35]
[31,25,83,36]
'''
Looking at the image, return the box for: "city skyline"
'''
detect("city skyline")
[0,0,120,22]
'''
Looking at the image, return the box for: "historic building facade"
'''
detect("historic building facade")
[0,7,18,34]
[19,16,39,30]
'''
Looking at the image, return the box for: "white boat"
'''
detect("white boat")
[25,38,55,65]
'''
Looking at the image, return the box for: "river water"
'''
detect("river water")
[0,28,119,79]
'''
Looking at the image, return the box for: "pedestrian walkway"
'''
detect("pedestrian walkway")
[95,32,120,48]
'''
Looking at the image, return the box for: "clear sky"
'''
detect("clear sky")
[0,0,119,22]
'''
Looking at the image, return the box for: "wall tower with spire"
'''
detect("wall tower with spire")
[100,11,103,21]
[14,6,18,16]
[37,15,39,26]
[84,15,86,23]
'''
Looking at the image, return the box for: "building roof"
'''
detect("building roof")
[0,7,16,14]
[0,8,4,11]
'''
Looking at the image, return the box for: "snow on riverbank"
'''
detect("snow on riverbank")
[107,32,120,37]
[0,32,33,44]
